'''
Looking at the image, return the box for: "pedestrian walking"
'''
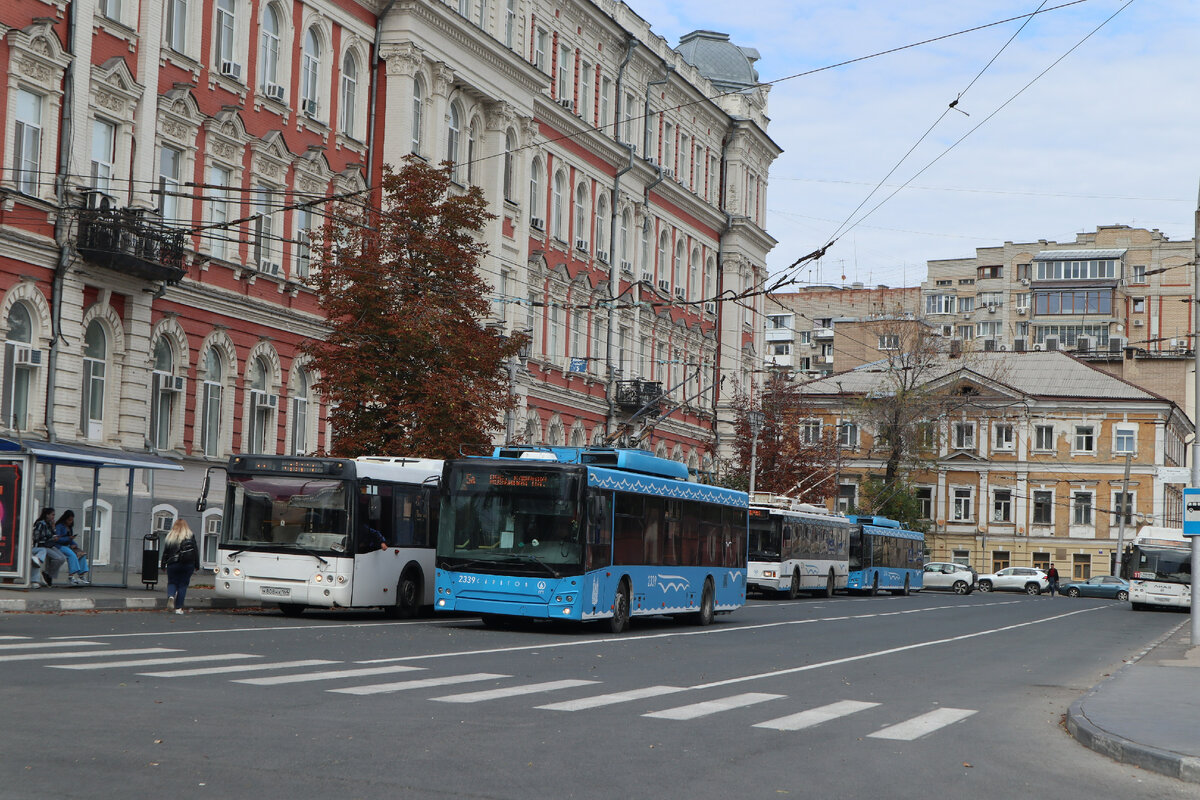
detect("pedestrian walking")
[160,519,200,614]
[1046,563,1060,596]
[54,510,90,585]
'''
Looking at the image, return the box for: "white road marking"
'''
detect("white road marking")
[0,647,179,663]
[0,640,105,650]
[330,673,508,696]
[234,665,426,686]
[0,635,31,640]
[536,685,687,711]
[868,708,977,740]
[139,659,340,678]
[753,700,880,731]
[51,653,260,670]
[644,692,783,721]
[431,679,599,703]
[49,618,460,641]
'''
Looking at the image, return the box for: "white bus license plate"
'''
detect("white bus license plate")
[261,586,291,597]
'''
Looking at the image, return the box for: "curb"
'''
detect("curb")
[0,596,260,613]
[1065,621,1200,784]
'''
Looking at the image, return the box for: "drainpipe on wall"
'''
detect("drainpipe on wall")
[366,0,400,190]
[604,35,638,437]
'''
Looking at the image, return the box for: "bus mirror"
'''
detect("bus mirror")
[197,468,212,513]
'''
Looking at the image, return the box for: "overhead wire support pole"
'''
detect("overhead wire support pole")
[1192,179,1200,648]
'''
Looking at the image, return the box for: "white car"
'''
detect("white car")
[922,562,977,594]
[977,567,1049,595]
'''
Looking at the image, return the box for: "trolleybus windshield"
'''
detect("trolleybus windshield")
[223,476,350,555]
[437,465,583,576]
[1129,545,1192,584]
[748,512,781,562]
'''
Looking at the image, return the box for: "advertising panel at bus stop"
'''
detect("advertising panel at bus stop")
[0,455,33,584]
[1183,487,1200,536]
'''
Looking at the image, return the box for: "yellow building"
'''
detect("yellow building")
[801,350,1192,579]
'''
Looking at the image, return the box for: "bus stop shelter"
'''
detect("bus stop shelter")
[0,438,183,589]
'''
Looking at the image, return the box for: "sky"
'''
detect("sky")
[636,0,1200,289]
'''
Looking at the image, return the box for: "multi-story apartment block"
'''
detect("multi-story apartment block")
[0,1,776,585]
[764,284,920,376]
[801,351,1192,579]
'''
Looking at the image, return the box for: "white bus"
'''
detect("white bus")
[1122,527,1192,611]
[746,496,851,599]
[208,455,441,616]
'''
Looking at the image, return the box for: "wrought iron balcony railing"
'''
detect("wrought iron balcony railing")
[76,194,186,283]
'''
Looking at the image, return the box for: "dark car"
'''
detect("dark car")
[1062,575,1129,601]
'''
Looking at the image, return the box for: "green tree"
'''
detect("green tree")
[855,477,930,532]
[304,159,525,458]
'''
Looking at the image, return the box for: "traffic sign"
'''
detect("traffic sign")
[1183,487,1200,536]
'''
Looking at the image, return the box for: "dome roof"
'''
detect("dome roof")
[675,31,760,91]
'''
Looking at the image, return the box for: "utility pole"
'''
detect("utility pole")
[1114,453,1131,576]
[1191,181,1200,647]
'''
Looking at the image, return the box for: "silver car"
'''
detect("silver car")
[977,567,1049,595]
[922,562,977,594]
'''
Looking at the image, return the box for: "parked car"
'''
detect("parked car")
[1062,575,1129,601]
[922,562,977,594]
[977,567,1049,595]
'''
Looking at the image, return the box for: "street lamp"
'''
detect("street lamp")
[503,328,533,446]
[747,408,765,496]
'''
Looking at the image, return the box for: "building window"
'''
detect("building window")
[594,193,608,256]
[579,60,591,123]
[916,487,933,520]
[150,338,175,451]
[159,145,183,225]
[952,421,975,451]
[1034,424,1055,451]
[340,52,358,138]
[770,343,790,356]
[574,183,588,246]
[557,46,570,101]
[991,551,1010,572]
[1032,490,1053,525]
[99,0,122,23]
[957,296,974,313]
[528,157,543,216]
[1131,264,1146,284]
[552,171,566,239]
[877,334,899,350]
[992,489,1012,522]
[91,120,116,195]
[260,4,281,89]
[1112,491,1134,527]
[13,89,43,196]
[1114,426,1135,454]
[165,0,188,52]
[534,28,547,71]
[837,421,858,449]
[1032,552,1050,571]
[1073,425,1095,453]
[504,0,516,48]
[80,321,107,439]
[246,356,274,454]
[1072,554,1091,581]
[978,265,1002,279]
[446,102,462,181]
[952,549,970,567]
[837,484,856,513]
[1131,297,1145,313]
[411,77,424,154]
[201,348,224,458]
[251,184,276,270]
[502,129,516,201]
[3,304,36,431]
[208,165,232,261]
[215,0,237,73]
[301,28,321,113]
[993,423,1014,451]
[952,487,973,522]
[1072,492,1093,526]
[295,206,313,280]
[956,325,973,341]
[1016,263,1031,281]
[798,419,821,445]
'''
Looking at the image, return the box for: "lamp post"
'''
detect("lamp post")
[503,329,533,446]
[748,408,765,497]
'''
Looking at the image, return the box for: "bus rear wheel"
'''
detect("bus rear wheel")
[278,602,306,617]
[389,568,423,619]
[787,570,801,600]
[692,580,715,626]
[609,582,630,634]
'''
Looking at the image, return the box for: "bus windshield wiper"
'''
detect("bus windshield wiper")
[293,547,330,569]
[504,553,559,577]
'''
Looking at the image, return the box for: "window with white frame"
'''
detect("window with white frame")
[1073,424,1095,453]
[260,3,282,90]
[1131,264,1146,284]
[289,368,309,455]
[528,157,542,215]
[466,118,478,185]
[201,348,224,458]
[916,487,933,520]
[3,303,36,431]
[1032,490,1053,524]
[207,165,232,261]
[798,419,821,444]
[80,321,106,440]
[992,489,1012,522]
[1034,424,1055,451]
[579,60,591,123]
[952,487,973,521]
[574,183,588,247]
[410,77,424,154]
[837,420,858,449]
[557,46,570,101]
[165,0,188,53]
[594,193,608,258]
[159,145,183,225]
[504,0,516,49]
[202,509,223,565]
[993,422,1014,451]
[1112,491,1134,527]
[150,338,176,451]
[214,0,238,77]
[251,183,277,271]
[340,51,359,138]
[13,89,43,196]
[837,484,856,513]
[245,355,274,454]
[99,0,123,24]
[877,334,899,350]
[1072,491,1093,526]
[534,28,547,72]
[600,76,611,130]
[90,119,117,194]
[502,129,515,202]
[83,499,113,566]
[952,421,976,451]
[295,205,313,280]
[551,170,565,239]
[1114,425,1136,454]
[301,28,322,115]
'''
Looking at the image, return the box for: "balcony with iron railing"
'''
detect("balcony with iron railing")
[76,193,187,283]
[615,379,664,417]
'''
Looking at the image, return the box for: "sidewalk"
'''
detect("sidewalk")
[0,581,261,613]
[1066,620,1200,784]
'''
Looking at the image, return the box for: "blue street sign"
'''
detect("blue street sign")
[1183,487,1200,536]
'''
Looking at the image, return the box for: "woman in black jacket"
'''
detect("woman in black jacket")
[160,519,200,614]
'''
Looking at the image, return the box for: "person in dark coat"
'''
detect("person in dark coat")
[160,519,200,614]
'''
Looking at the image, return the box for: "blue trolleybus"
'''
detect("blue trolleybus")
[434,447,748,632]
[845,515,924,595]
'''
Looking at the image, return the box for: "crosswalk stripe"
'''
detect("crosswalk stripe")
[51,653,261,670]
[536,685,688,712]
[139,659,341,678]
[330,672,509,696]
[753,700,880,731]
[867,707,977,740]
[644,692,784,721]
[0,647,179,663]
[0,640,105,651]
[431,679,600,704]
[0,635,31,641]
[234,665,426,686]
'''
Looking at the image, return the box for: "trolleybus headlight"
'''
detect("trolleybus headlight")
[561,608,571,615]
[437,598,446,607]
[763,570,776,578]
[314,573,323,583]
[232,568,241,577]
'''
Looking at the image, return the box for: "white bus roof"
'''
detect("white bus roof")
[354,457,443,484]
[1133,526,1186,545]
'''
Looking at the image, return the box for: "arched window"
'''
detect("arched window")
[301,28,321,113]
[640,218,650,274]
[502,129,516,201]
[673,240,684,294]
[201,348,224,457]
[246,355,274,454]
[574,183,588,248]
[290,368,309,455]
[411,77,424,154]
[552,170,566,240]
[528,157,542,213]
[705,256,716,311]
[259,4,281,88]
[594,193,608,257]
[570,425,586,447]
[4,304,35,431]
[81,320,106,439]
[340,51,358,138]
[466,117,480,184]
[619,209,630,266]
[446,102,462,182]
[150,338,175,451]
[690,247,700,300]
[657,232,668,282]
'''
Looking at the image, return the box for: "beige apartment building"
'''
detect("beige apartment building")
[801,351,1192,579]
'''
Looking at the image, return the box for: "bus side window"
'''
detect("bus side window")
[585,493,611,571]
[357,485,395,553]
[393,490,418,547]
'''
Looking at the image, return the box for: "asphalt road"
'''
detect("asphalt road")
[2,591,1191,799]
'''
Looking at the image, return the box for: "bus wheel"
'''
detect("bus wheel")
[1131,602,1146,611]
[384,568,422,619]
[870,575,879,597]
[901,577,910,597]
[278,603,306,617]
[693,580,715,626]
[788,570,801,600]
[609,582,630,634]
[824,571,835,598]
